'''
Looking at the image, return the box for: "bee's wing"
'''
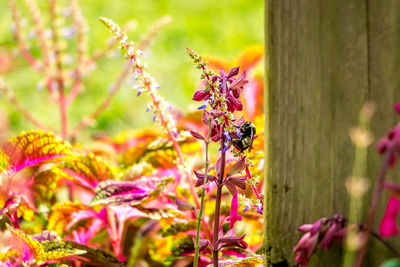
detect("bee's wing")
[248,126,255,152]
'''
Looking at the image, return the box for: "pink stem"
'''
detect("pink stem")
[106,208,125,261]
[355,144,397,266]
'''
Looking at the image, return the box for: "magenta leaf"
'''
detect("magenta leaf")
[66,208,107,231]
[108,205,148,225]
[90,180,150,206]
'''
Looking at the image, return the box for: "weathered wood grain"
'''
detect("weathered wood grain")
[264,0,400,266]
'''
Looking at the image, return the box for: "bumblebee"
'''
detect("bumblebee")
[233,121,256,153]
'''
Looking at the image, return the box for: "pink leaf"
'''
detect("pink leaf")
[108,205,148,225]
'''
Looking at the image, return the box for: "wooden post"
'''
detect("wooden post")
[264,0,400,265]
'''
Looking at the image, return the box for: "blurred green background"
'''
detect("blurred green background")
[0,0,263,139]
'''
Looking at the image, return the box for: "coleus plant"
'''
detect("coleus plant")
[0,130,165,265]
[0,12,264,267]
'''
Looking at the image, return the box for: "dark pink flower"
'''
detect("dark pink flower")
[379,196,400,237]
[230,71,248,98]
[394,103,400,115]
[193,89,212,101]
[226,92,243,112]
[226,190,242,228]
[293,214,346,266]
[376,123,400,167]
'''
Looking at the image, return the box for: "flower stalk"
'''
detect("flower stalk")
[355,143,397,267]
[193,117,212,267]
[100,18,211,240]
[213,134,226,267]
[8,0,42,71]
[24,0,54,97]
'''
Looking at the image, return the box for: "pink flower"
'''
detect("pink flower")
[293,214,345,266]
[394,103,400,115]
[226,190,242,228]
[193,90,211,101]
[379,196,400,237]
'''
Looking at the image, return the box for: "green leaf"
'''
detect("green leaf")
[381,259,400,267]
[65,241,125,267]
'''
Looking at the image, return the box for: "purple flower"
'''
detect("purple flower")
[243,205,250,213]
[198,104,207,110]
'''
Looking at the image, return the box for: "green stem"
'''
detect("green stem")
[194,118,212,267]
[213,132,226,267]
[194,186,207,266]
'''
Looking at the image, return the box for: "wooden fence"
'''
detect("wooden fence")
[264,0,400,265]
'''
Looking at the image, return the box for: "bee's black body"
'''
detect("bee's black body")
[233,121,256,153]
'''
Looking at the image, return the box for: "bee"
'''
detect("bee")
[233,121,256,153]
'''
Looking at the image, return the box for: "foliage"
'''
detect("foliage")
[0,1,264,266]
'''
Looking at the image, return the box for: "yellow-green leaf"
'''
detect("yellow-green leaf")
[7,225,85,263]
[56,153,116,188]
[48,202,87,235]
[1,130,72,175]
